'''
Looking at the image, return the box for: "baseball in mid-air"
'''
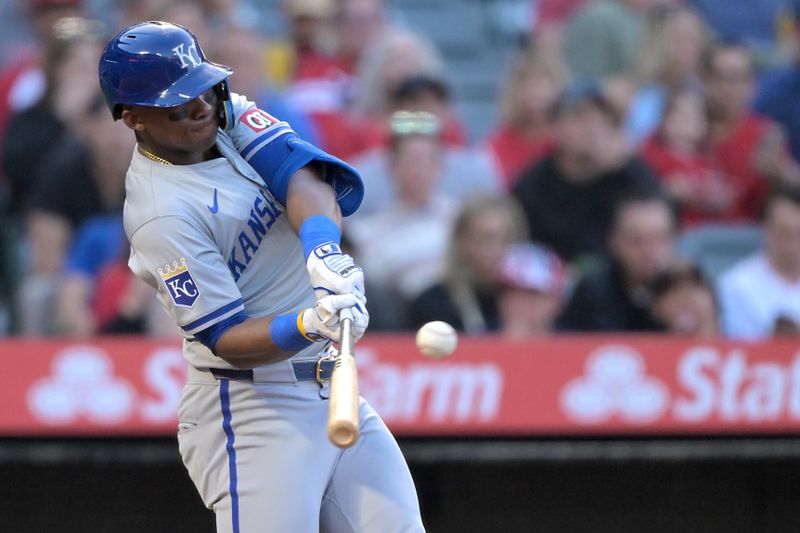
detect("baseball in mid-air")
[415,321,458,358]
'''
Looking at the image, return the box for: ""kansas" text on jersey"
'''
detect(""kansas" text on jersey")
[227,189,282,281]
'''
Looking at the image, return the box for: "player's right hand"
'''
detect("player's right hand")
[301,294,369,343]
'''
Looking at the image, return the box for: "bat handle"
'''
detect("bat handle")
[339,310,354,355]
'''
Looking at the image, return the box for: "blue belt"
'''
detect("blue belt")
[210,359,336,383]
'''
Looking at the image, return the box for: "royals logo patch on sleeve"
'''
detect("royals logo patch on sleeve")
[158,258,200,307]
[241,108,278,132]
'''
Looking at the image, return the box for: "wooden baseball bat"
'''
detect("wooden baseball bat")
[327,313,359,448]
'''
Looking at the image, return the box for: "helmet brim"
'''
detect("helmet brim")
[141,61,233,109]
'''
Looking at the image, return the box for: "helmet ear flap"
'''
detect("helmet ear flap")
[215,80,234,130]
[214,80,230,102]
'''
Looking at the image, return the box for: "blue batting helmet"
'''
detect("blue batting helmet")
[98,21,232,120]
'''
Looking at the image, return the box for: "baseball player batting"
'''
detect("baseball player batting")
[98,21,424,533]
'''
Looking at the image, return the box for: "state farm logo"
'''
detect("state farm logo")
[560,346,670,424]
[358,350,503,423]
[27,347,136,425]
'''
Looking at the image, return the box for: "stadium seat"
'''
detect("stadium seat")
[675,223,763,280]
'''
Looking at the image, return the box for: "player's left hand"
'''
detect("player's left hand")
[301,293,369,343]
[306,243,366,304]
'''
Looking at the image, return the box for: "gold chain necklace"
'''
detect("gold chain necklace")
[137,145,172,165]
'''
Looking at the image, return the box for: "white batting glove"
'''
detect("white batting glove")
[301,293,369,343]
[306,242,366,304]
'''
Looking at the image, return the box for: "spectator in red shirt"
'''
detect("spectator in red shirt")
[704,40,800,221]
[484,48,565,188]
[641,85,734,226]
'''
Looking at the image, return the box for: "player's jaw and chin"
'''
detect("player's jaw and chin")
[124,100,221,162]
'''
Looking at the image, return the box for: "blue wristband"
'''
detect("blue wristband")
[299,215,341,260]
[270,312,313,351]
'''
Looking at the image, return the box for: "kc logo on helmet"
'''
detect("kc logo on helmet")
[159,258,200,307]
[173,42,201,69]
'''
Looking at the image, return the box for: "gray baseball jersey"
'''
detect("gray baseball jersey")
[125,94,322,369]
[124,93,424,532]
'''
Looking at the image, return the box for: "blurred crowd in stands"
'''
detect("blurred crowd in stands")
[1,0,800,343]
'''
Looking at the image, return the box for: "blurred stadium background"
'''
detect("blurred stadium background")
[2,0,800,531]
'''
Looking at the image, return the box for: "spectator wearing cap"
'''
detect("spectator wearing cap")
[718,186,800,340]
[558,191,677,332]
[751,0,800,163]
[346,111,457,329]
[359,74,467,152]
[483,48,564,188]
[650,260,719,337]
[408,194,528,333]
[512,84,659,263]
[497,243,570,338]
[353,96,500,218]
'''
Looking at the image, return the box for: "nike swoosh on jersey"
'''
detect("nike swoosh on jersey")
[207,188,219,214]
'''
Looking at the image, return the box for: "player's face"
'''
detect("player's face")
[125,87,220,158]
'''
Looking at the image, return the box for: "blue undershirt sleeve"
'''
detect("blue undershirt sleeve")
[194,310,248,354]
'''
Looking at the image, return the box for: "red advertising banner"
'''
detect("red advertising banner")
[1,335,799,436]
